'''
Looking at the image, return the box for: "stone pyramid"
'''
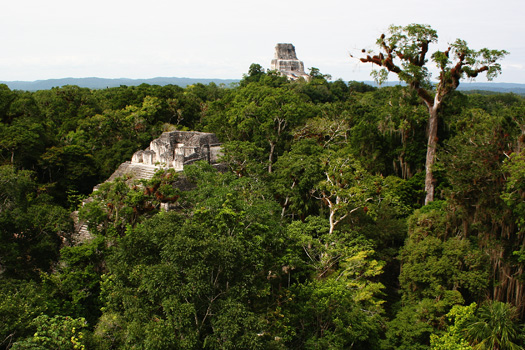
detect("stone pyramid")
[270,43,310,81]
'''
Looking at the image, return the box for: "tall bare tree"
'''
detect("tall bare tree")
[356,24,508,204]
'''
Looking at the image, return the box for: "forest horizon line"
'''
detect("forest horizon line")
[2,76,525,94]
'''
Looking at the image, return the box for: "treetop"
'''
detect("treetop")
[359,23,508,91]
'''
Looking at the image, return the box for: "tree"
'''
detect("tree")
[219,141,266,179]
[96,166,285,349]
[0,117,45,166]
[33,85,101,136]
[441,108,524,311]
[431,301,524,350]
[282,217,385,348]
[0,165,72,278]
[313,151,381,234]
[0,279,50,349]
[38,144,98,200]
[384,203,489,349]
[40,235,107,325]
[357,24,508,204]
[0,84,16,123]
[240,63,266,86]
[11,314,87,350]
[430,303,476,350]
[272,139,324,219]
[465,301,522,350]
[502,149,525,232]
[80,169,180,237]
[399,204,489,304]
[203,83,314,173]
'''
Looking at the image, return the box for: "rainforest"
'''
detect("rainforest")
[0,63,524,349]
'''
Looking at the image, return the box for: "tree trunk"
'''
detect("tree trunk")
[328,203,336,235]
[268,141,275,173]
[424,106,439,205]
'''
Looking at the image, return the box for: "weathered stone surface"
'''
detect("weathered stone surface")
[270,43,310,81]
[132,131,222,171]
[92,131,222,191]
[71,211,92,244]
[74,131,223,243]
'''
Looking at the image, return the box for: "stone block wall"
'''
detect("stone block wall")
[131,131,221,170]
[270,43,310,81]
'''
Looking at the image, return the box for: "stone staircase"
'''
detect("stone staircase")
[71,211,94,243]
[94,162,161,190]
[76,222,92,242]
[123,162,160,181]
[74,163,163,243]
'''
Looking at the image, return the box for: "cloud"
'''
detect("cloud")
[504,63,524,70]
[1,0,524,82]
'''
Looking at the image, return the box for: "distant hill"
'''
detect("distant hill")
[0,77,240,91]
[455,82,525,95]
[365,81,525,95]
[1,77,524,95]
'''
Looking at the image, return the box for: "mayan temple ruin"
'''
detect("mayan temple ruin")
[131,131,221,171]
[270,43,310,80]
[73,131,222,241]
[100,131,222,186]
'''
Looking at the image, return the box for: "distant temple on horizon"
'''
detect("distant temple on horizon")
[270,43,310,81]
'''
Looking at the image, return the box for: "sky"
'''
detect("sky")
[1,0,524,83]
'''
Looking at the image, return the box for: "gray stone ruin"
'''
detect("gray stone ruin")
[98,131,222,187]
[131,131,222,171]
[270,43,310,81]
[74,131,222,243]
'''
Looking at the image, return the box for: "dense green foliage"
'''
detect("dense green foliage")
[0,62,524,349]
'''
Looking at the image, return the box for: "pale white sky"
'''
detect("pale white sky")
[1,0,523,83]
